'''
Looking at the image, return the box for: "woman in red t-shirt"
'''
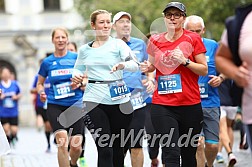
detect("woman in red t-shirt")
[140,2,207,167]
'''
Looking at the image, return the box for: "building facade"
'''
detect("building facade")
[0,0,84,126]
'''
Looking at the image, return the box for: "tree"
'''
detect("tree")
[74,0,167,36]
[74,0,251,40]
[182,0,252,40]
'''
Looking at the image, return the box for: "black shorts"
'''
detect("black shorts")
[1,117,18,126]
[47,103,84,136]
[35,106,48,122]
[127,106,147,149]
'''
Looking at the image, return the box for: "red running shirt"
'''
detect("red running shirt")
[147,29,206,106]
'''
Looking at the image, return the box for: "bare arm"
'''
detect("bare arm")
[185,53,208,76]
[37,75,46,93]
[169,48,207,76]
[141,51,208,76]
[208,74,226,87]
[140,55,156,73]
[215,43,239,79]
[12,93,22,100]
[36,75,47,102]
[147,55,156,72]
[215,43,249,87]
[110,60,139,73]
[30,88,37,94]
[143,71,156,93]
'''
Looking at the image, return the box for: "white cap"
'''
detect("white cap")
[112,11,131,24]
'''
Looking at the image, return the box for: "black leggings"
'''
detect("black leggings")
[151,103,203,167]
[244,124,252,152]
[145,103,160,159]
[83,101,133,167]
[124,105,146,155]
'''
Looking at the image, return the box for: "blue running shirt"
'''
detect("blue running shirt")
[38,51,83,107]
[123,37,148,89]
[0,80,21,117]
[198,38,220,107]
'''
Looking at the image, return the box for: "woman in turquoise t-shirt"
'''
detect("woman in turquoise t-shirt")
[72,9,138,167]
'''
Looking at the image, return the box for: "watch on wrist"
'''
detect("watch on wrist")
[183,59,190,67]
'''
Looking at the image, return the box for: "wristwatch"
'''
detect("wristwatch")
[183,59,191,67]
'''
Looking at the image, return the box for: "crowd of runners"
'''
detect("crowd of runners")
[1,1,252,167]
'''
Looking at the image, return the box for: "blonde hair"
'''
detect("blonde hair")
[51,27,69,40]
[90,9,112,24]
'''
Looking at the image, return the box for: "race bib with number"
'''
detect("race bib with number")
[158,74,182,94]
[3,97,15,108]
[130,92,146,110]
[199,83,208,98]
[109,81,131,101]
[53,81,75,99]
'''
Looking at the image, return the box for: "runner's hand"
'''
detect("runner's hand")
[0,93,5,100]
[139,60,149,73]
[40,91,47,103]
[12,95,19,100]
[234,61,250,87]
[110,63,125,73]
[71,74,84,85]
[171,47,186,64]
[71,82,81,90]
[208,75,222,87]
[144,80,155,93]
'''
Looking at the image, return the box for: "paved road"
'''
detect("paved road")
[0,127,251,167]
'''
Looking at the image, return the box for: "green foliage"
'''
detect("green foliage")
[0,0,4,11]
[180,0,252,40]
[74,0,252,40]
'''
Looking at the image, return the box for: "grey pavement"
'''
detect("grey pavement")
[0,127,251,167]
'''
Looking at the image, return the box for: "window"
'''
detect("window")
[0,0,5,12]
[44,0,60,11]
